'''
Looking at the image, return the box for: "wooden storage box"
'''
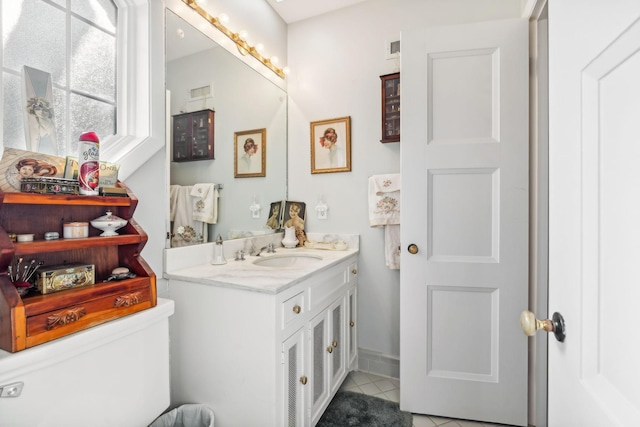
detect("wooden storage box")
[0,181,157,352]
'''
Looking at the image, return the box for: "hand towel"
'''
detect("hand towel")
[190,183,218,224]
[368,174,401,226]
[385,224,401,270]
[368,174,401,269]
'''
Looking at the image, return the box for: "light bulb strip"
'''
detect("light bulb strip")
[183,0,285,79]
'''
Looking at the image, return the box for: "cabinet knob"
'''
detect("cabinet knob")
[350,321,355,327]
[351,268,358,275]
[332,340,338,348]
[327,346,333,354]
[292,305,301,314]
[299,376,308,385]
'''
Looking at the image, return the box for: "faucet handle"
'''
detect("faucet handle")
[235,250,245,261]
[267,243,276,253]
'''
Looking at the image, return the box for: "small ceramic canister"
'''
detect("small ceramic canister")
[63,222,89,238]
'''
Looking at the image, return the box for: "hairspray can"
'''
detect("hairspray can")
[78,131,100,195]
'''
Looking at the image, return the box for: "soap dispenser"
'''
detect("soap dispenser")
[211,234,227,265]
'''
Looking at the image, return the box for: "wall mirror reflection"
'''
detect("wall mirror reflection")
[165,8,287,247]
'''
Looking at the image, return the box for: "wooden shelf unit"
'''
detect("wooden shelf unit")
[0,182,157,352]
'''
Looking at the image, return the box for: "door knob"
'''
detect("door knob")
[408,244,419,254]
[520,310,566,342]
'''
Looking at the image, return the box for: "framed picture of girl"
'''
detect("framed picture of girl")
[234,128,266,178]
[265,201,284,230]
[310,116,351,174]
[282,201,306,231]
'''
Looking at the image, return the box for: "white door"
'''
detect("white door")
[548,1,640,425]
[400,19,529,426]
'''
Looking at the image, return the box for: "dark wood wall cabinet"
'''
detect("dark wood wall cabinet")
[0,182,157,352]
[172,109,215,162]
[380,73,400,143]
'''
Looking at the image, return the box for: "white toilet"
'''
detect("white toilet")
[0,298,174,427]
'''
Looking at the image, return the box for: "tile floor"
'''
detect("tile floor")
[340,371,507,427]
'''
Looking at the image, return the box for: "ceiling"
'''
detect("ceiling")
[264,0,370,24]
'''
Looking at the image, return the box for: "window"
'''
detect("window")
[2,0,116,157]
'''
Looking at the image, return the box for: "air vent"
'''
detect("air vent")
[386,39,400,60]
[189,83,213,100]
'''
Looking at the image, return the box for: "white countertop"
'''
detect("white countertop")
[163,233,359,294]
[164,247,359,294]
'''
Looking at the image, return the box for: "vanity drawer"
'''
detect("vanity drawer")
[308,267,347,312]
[282,291,305,328]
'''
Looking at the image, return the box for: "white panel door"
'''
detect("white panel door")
[548,1,640,425]
[400,19,528,426]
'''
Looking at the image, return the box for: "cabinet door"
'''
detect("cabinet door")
[380,72,400,143]
[190,110,214,160]
[283,328,306,427]
[309,310,329,426]
[328,296,346,396]
[173,115,191,161]
[309,296,347,426]
[347,285,358,369]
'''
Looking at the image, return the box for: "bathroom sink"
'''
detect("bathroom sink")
[253,253,323,268]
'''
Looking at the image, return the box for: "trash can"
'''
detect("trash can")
[149,404,214,427]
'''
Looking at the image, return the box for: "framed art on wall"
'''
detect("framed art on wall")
[310,116,351,174]
[234,128,266,178]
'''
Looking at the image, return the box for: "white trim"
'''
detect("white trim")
[100,0,165,181]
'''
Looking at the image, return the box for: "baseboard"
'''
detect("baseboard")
[357,347,400,379]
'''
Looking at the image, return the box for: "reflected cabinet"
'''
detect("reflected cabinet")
[172,109,215,162]
[380,73,400,143]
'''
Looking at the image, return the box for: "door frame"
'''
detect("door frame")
[525,1,549,426]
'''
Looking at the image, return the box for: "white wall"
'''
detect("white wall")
[286,0,521,360]
[139,0,523,367]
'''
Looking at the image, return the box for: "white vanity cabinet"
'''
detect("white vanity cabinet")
[167,252,358,427]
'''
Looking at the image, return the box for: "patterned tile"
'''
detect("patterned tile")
[344,371,517,427]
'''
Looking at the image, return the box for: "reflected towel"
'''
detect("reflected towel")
[170,185,207,247]
[190,183,218,224]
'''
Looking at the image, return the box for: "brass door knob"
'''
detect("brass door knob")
[292,305,301,314]
[300,376,308,385]
[327,346,333,354]
[332,340,338,348]
[520,310,566,342]
[408,244,419,254]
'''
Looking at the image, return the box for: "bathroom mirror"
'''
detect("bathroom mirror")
[165,8,287,245]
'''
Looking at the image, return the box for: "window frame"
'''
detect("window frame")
[99,0,164,180]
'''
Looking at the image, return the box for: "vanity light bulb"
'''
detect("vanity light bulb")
[256,43,265,53]
[219,13,229,24]
[270,56,279,65]
[239,30,248,40]
[283,66,290,75]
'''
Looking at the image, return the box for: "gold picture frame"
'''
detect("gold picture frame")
[234,128,266,178]
[310,116,351,174]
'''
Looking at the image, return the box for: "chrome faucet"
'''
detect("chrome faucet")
[254,243,276,256]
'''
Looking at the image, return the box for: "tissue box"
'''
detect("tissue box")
[36,264,95,294]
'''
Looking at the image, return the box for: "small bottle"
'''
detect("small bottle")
[211,234,227,265]
[78,131,100,195]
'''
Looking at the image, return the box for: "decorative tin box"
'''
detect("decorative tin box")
[21,177,80,195]
[36,264,95,294]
